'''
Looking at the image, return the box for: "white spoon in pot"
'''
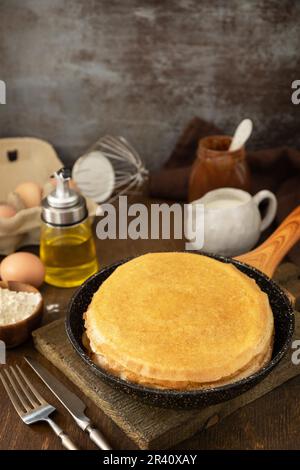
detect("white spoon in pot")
[229,118,253,152]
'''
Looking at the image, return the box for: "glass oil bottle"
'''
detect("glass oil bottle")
[40,168,98,287]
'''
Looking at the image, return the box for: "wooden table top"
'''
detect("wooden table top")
[1,197,300,450]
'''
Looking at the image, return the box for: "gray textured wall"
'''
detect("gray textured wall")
[0,0,299,170]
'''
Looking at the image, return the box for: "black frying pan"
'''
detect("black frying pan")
[66,207,300,409]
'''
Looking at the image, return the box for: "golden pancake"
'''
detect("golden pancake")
[84,252,274,389]
[86,336,273,390]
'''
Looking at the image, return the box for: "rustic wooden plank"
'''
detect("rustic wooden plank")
[274,262,300,309]
[33,304,300,450]
[274,262,300,285]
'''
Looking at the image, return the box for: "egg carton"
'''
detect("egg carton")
[0,137,97,255]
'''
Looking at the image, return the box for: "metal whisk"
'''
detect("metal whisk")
[72,135,148,203]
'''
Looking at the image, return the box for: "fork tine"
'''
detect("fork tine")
[0,370,28,415]
[16,365,46,405]
[5,368,32,411]
[10,366,38,407]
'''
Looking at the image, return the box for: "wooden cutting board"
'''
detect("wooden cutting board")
[32,262,300,450]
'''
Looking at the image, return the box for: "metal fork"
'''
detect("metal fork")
[0,365,78,450]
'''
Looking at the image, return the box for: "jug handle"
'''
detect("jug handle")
[235,206,300,278]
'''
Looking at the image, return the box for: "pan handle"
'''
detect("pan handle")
[235,206,300,278]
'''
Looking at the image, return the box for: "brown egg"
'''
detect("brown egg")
[15,181,42,208]
[0,252,45,287]
[0,204,17,218]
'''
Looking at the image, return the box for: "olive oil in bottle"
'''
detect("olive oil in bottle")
[40,169,98,287]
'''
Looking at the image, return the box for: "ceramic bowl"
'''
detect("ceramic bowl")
[0,280,43,348]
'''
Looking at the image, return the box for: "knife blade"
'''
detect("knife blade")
[25,356,112,450]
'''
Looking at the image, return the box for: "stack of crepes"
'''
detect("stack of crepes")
[84,252,274,390]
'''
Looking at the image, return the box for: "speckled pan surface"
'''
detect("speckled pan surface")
[65,252,294,409]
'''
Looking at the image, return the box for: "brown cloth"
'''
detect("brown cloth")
[149,117,300,265]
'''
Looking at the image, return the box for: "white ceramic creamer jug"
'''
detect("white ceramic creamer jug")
[188,187,277,256]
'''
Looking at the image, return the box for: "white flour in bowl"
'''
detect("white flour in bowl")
[0,287,41,325]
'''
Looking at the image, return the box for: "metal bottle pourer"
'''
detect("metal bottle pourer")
[41,168,88,226]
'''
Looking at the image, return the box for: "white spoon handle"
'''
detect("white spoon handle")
[229,118,253,152]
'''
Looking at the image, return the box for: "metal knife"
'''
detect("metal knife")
[25,356,112,450]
